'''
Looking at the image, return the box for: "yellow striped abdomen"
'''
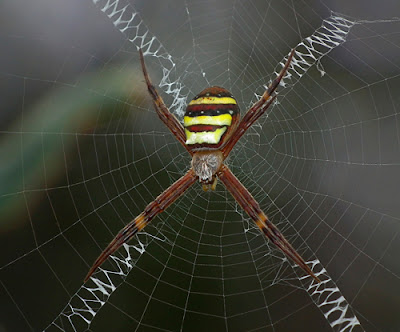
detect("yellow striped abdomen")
[184,86,240,151]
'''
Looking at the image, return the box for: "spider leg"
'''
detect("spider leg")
[222,49,295,158]
[218,165,320,283]
[139,49,192,154]
[84,168,197,282]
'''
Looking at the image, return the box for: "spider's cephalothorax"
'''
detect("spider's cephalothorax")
[184,86,240,151]
[84,49,321,284]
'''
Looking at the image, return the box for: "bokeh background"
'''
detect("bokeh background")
[1,0,400,331]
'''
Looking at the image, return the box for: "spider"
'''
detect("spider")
[84,49,320,283]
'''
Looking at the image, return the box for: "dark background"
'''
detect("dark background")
[1,0,400,331]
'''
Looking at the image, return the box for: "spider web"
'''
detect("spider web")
[1,0,400,331]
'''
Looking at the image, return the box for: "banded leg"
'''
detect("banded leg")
[84,168,197,282]
[139,49,191,154]
[222,49,295,158]
[218,165,320,282]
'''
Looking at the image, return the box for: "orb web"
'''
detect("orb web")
[1,1,400,331]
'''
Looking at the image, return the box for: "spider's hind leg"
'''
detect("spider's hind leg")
[138,49,191,154]
[262,48,295,101]
[221,49,295,159]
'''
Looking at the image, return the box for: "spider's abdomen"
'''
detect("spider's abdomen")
[184,86,240,151]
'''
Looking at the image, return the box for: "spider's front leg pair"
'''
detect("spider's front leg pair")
[84,49,320,283]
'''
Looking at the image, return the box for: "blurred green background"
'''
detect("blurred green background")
[1,0,400,331]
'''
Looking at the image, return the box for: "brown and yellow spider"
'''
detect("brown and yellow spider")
[84,49,320,283]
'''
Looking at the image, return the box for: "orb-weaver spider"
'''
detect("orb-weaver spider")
[84,49,321,283]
